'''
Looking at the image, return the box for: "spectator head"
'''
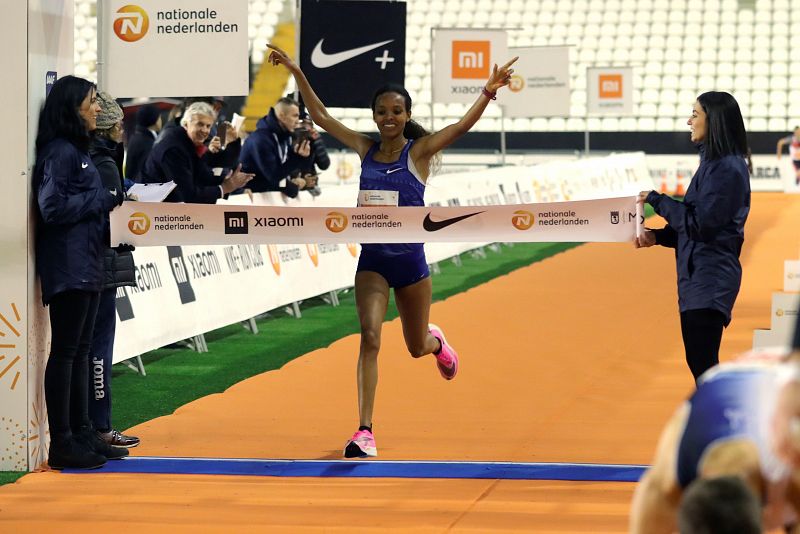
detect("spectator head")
[137,104,162,131]
[94,91,124,143]
[693,91,749,161]
[36,74,98,153]
[180,102,216,147]
[274,96,300,132]
[677,476,761,534]
[794,126,800,137]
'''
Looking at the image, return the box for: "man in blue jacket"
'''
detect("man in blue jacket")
[239,97,311,198]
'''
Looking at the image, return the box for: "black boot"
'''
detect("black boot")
[48,436,106,470]
[76,426,129,460]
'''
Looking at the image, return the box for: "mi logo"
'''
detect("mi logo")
[114,5,149,43]
[224,211,249,234]
[325,212,348,233]
[452,41,491,79]
[598,74,623,99]
[511,210,535,230]
[171,257,188,284]
[128,212,150,235]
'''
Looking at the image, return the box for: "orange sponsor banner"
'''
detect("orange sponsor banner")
[451,41,491,79]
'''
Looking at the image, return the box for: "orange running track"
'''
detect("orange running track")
[1,192,798,533]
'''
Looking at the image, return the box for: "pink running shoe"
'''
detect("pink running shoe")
[428,323,458,380]
[344,429,377,458]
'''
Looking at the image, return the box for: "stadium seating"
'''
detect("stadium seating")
[74,0,799,132]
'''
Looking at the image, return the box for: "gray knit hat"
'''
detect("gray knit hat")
[95,91,123,130]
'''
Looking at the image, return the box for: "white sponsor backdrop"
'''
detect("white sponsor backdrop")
[646,154,794,193]
[111,153,653,364]
[503,46,571,118]
[100,0,249,97]
[432,28,508,104]
[587,66,634,116]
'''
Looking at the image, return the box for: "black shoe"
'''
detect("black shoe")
[48,437,106,470]
[76,427,129,460]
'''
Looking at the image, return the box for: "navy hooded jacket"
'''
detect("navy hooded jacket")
[34,138,117,304]
[239,108,305,197]
[646,145,750,324]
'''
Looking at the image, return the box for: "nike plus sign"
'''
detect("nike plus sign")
[310,39,395,69]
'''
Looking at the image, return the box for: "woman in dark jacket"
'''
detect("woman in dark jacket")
[33,76,128,469]
[88,92,140,450]
[637,91,751,382]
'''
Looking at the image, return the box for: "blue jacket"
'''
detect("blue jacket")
[140,125,241,203]
[34,138,117,304]
[647,146,750,324]
[239,109,305,196]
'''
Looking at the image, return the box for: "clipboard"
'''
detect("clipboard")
[127,181,177,202]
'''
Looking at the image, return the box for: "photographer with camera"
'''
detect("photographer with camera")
[239,96,311,198]
[291,115,330,197]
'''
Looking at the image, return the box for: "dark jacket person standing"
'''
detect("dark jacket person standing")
[239,97,311,197]
[33,76,129,470]
[88,92,140,449]
[636,91,751,382]
[124,104,161,182]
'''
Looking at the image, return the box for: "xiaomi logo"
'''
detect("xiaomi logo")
[307,244,319,267]
[598,74,623,99]
[267,245,281,275]
[511,210,535,230]
[114,5,149,42]
[452,41,490,79]
[128,212,150,235]
[325,212,348,233]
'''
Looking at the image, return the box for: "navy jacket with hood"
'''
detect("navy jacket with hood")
[646,145,750,325]
[239,108,305,197]
[34,138,117,304]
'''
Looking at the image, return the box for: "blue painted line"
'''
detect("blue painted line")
[66,457,647,482]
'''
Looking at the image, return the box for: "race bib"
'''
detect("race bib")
[358,190,399,207]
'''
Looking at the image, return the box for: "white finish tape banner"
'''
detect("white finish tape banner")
[111,197,642,247]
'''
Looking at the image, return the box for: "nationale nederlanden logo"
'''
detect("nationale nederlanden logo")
[325,212,348,233]
[114,5,150,42]
[128,212,151,235]
[511,210,535,230]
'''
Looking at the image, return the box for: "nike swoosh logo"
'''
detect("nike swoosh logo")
[385,167,403,174]
[423,211,485,232]
[81,162,89,169]
[310,38,394,69]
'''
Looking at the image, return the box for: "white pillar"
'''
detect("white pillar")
[0,0,74,471]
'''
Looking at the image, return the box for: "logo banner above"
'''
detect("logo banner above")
[503,46,571,118]
[299,0,406,108]
[111,197,642,247]
[100,0,249,97]
[432,28,508,104]
[587,66,634,116]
